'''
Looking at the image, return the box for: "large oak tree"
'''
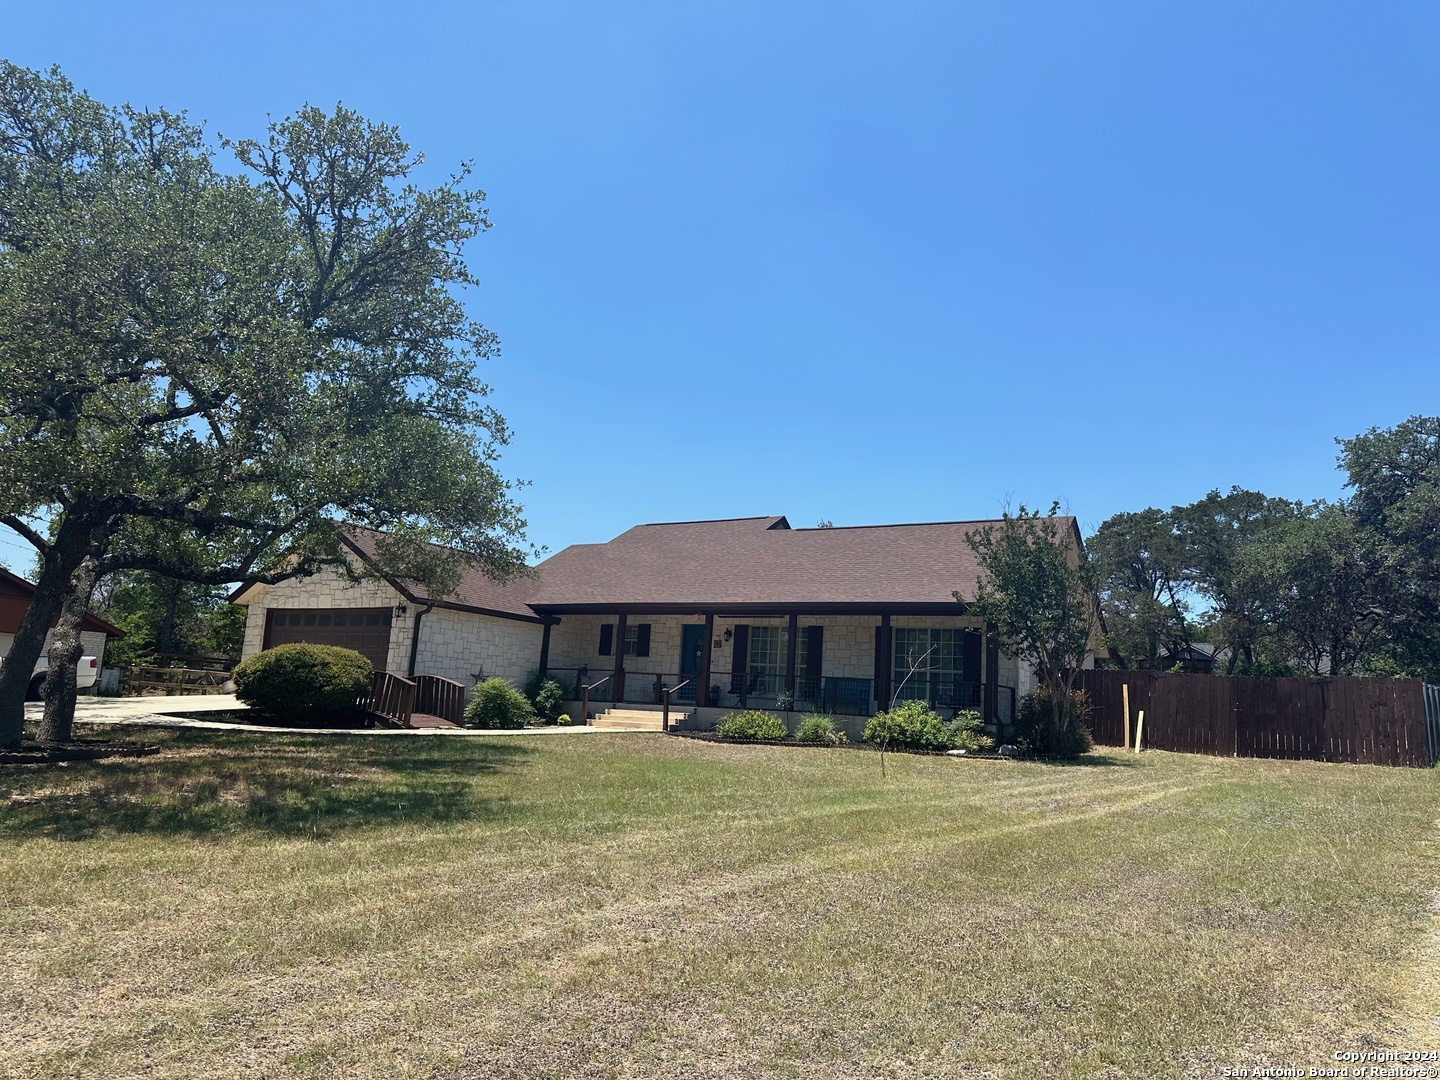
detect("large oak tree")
[0,64,530,747]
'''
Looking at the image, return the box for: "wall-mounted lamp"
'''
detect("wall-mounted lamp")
[722,628,732,642]
[396,604,408,616]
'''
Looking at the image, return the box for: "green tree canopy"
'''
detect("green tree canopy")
[0,63,530,746]
[1089,507,1192,668]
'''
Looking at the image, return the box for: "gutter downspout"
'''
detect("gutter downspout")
[407,604,434,678]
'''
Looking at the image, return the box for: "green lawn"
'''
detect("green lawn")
[1,729,1436,1079]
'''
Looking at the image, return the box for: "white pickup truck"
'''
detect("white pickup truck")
[0,654,100,700]
[27,656,100,700]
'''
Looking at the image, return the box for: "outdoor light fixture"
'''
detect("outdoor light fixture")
[396,604,408,615]
[723,628,732,642]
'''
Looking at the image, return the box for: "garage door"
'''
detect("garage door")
[263,608,394,671]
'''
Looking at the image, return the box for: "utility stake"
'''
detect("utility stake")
[1123,683,1131,751]
[1134,709,1145,753]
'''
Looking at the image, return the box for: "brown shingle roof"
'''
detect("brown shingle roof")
[526,515,1080,611]
[340,529,542,621]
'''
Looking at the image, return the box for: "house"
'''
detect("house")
[232,515,1101,731]
[0,567,124,692]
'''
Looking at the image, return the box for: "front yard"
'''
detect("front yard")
[0,730,1436,1078]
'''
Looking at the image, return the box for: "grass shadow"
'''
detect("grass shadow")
[0,727,536,841]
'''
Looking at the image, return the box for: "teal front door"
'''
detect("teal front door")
[678,624,706,703]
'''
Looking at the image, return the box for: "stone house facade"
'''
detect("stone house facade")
[231,515,1099,728]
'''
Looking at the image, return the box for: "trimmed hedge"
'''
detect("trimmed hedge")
[233,643,373,725]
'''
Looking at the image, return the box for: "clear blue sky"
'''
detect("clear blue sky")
[4,1,1438,568]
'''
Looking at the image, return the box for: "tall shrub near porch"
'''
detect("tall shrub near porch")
[960,504,1100,740]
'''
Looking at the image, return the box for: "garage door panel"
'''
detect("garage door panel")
[263,608,394,671]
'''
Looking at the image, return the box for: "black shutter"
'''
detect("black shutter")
[598,623,614,656]
[730,625,749,694]
[805,626,823,677]
[962,629,982,686]
[874,626,885,686]
[635,623,651,657]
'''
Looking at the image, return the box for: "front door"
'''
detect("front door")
[678,624,706,703]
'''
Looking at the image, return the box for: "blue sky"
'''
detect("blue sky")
[3,1,1438,569]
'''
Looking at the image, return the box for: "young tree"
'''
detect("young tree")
[961,505,1101,737]
[0,65,530,747]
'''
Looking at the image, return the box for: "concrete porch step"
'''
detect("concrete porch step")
[591,707,688,731]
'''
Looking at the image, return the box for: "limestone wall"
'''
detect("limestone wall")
[412,606,543,691]
[235,566,543,695]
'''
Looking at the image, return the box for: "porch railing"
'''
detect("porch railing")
[544,665,1014,723]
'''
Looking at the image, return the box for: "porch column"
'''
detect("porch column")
[876,613,893,710]
[698,612,713,707]
[984,620,1000,731]
[538,619,553,678]
[612,612,627,703]
[784,611,798,703]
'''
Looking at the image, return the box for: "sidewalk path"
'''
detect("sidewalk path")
[27,695,631,737]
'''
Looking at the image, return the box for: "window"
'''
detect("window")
[892,628,975,705]
[598,623,650,657]
[747,626,814,686]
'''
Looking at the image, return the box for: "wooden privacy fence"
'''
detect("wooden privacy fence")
[1074,670,1439,768]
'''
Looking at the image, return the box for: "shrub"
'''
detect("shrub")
[944,709,995,754]
[463,678,535,729]
[233,643,372,725]
[555,713,573,726]
[522,670,570,724]
[534,680,567,724]
[794,714,845,745]
[1012,684,1094,759]
[714,710,788,741]
[863,699,954,751]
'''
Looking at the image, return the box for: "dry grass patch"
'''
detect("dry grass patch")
[0,728,1435,1079]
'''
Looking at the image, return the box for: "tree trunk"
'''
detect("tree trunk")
[0,515,107,749]
[38,556,101,744]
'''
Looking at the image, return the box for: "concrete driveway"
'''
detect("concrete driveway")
[29,694,624,736]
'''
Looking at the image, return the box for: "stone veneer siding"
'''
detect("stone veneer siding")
[237,567,542,694]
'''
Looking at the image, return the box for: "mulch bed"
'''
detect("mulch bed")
[666,730,1007,759]
[1,741,160,765]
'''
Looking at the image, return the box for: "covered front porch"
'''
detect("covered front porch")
[534,608,1020,730]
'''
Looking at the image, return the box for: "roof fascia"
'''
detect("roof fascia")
[527,601,971,617]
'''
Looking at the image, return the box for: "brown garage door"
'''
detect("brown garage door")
[263,608,394,671]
